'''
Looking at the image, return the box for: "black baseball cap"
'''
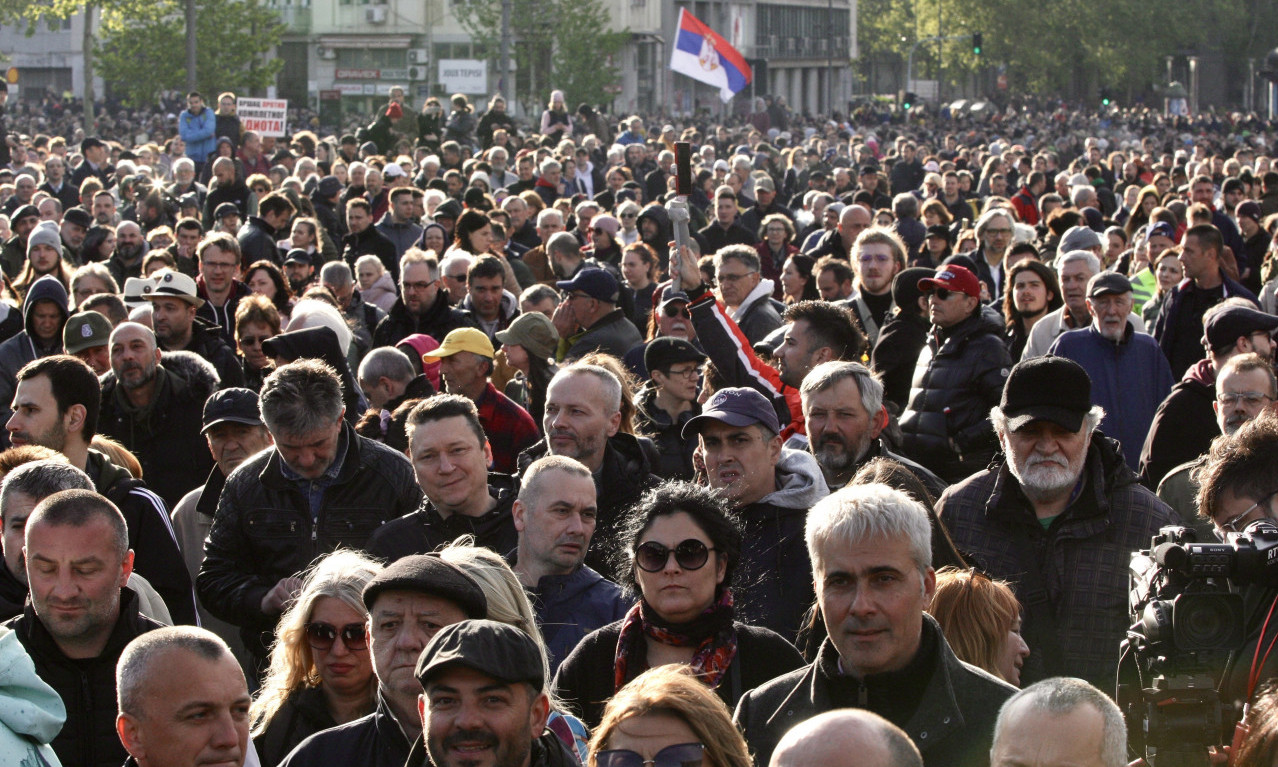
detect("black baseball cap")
[1000,356,1093,433]
[1086,272,1132,298]
[201,388,263,433]
[645,337,706,375]
[415,619,544,690]
[284,249,313,266]
[214,202,240,220]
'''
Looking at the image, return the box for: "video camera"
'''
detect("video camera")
[1119,522,1278,766]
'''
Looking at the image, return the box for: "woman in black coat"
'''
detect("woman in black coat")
[552,481,804,728]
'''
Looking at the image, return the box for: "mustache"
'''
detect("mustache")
[443,730,498,750]
[1025,454,1069,470]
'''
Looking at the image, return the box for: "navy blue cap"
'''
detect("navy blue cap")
[557,268,619,303]
[201,388,262,432]
[1145,222,1176,243]
[682,387,781,438]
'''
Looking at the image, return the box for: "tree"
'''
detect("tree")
[454,0,626,109]
[95,0,283,108]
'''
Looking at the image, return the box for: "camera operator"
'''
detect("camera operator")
[1179,409,1278,748]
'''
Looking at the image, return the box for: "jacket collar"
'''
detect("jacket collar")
[260,421,362,490]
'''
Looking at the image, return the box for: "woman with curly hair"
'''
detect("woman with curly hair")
[251,550,382,766]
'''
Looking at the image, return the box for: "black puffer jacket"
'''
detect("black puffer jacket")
[518,432,659,576]
[366,473,519,562]
[5,590,163,767]
[899,306,1011,483]
[197,422,421,660]
[98,350,220,511]
[167,315,246,388]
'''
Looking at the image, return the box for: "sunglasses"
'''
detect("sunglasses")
[662,304,691,319]
[635,539,715,573]
[932,288,965,301]
[596,743,705,767]
[305,621,367,651]
[239,335,269,347]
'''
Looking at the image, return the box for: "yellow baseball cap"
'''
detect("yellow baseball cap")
[422,328,494,362]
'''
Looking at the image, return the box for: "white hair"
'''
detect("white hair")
[992,678,1127,767]
[286,299,353,355]
[805,484,932,576]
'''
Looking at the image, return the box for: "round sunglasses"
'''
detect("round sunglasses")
[634,539,716,573]
[305,621,367,651]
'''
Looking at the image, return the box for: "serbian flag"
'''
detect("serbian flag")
[670,8,752,103]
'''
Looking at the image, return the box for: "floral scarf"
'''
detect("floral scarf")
[613,589,738,692]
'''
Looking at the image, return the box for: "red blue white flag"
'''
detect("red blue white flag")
[669,8,753,103]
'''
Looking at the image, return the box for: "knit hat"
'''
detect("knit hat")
[27,221,62,259]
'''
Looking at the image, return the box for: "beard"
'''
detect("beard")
[811,430,875,475]
[1008,450,1085,499]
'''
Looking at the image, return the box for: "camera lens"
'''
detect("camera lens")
[1173,593,1245,651]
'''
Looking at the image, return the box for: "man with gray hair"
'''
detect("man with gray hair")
[890,192,926,263]
[936,356,1177,688]
[734,483,1015,767]
[372,249,475,347]
[770,709,922,767]
[116,626,251,767]
[714,245,782,344]
[322,260,385,364]
[198,359,421,668]
[358,346,434,412]
[512,455,626,672]
[1021,250,1145,359]
[989,678,1127,767]
[966,208,1016,301]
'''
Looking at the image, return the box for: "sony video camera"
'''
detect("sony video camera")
[1119,522,1278,766]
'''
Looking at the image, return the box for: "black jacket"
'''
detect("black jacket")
[554,619,805,729]
[0,560,26,620]
[366,473,519,561]
[255,686,345,767]
[203,179,251,229]
[6,590,163,767]
[633,385,699,480]
[98,353,219,512]
[278,695,410,767]
[1138,358,1218,489]
[373,292,476,348]
[734,618,1016,767]
[237,216,281,267]
[164,315,246,388]
[85,449,198,626]
[518,433,658,576]
[197,423,421,659]
[563,307,644,362]
[899,307,1012,483]
[697,220,755,254]
[342,226,401,284]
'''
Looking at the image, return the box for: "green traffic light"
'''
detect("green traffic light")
[973,33,982,55]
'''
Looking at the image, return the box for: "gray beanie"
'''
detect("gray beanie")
[27,221,63,259]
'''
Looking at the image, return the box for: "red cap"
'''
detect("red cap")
[386,101,403,120]
[918,264,981,299]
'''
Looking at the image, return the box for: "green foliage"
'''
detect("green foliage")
[95,0,284,107]
[454,0,626,108]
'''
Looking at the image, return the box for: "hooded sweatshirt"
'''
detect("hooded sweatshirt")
[262,325,369,423]
[736,448,829,641]
[0,274,68,443]
[0,628,64,767]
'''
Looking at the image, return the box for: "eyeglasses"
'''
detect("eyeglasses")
[662,304,691,319]
[662,365,700,379]
[203,260,239,271]
[1218,490,1278,535]
[567,292,595,303]
[596,744,705,767]
[621,212,638,219]
[635,539,716,572]
[717,271,757,284]
[239,335,268,347]
[403,280,434,292]
[1216,391,1273,407]
[985,228,1013,237]
[305,621,367,651]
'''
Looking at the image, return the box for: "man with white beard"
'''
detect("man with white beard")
[935,356,1177,690]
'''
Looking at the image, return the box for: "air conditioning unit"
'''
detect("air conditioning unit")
[408,65,428,81]
[317,45,336,60]
[365,5,387,24]
[408,48,429,64]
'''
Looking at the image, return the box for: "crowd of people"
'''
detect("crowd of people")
[4,78,1278,767]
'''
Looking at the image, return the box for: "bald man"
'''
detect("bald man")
[769,710,922,767]
[806,203,872,261]
[116,626,251,767]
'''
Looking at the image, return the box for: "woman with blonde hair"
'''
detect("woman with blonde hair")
[926,566,1030,686]
[588,665,751,767]
[438,541,591,762]
[251,549,382,766]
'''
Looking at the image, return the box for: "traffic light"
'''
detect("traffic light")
[1100,87,1112,106]
[972,33,982,55]
[903,91,918,109]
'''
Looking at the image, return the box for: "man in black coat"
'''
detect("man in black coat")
[236,191,294,268]
[733,483,1015,767]
[6,490,164,767]
[143,269,245,387]
[367,395,519,562]
[372,251,476,347]
[197,360,422,667]
[343,197,401,283]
